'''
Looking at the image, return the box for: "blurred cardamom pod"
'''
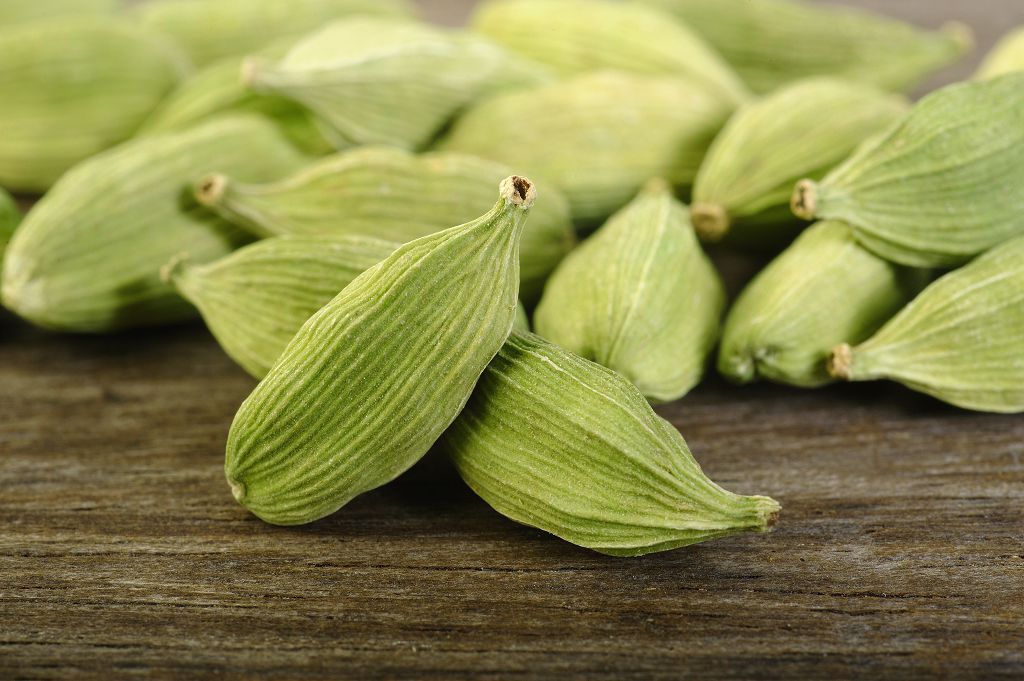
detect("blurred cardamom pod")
[0,190,21,282]
[225,177,536,525]
[792,74,1024,268]
[535,181,724,402]
[830,235,1024,414]
[975,26,1024,80]
[441,72,730,224]
[194,147,574,304]
[1,0,116,24]
[719,221,927,388]
[134,0,414,67]
[444,332,781,557]
[691,78,908,247]
[638,0,972,94]
[0,19,189,193]
[1,115,307,332]
[472,0,748,106]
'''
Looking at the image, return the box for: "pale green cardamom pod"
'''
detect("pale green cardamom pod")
[244,18,549,151]
[0,0,116,24]
[1,115,307,332]
[0,190,22,282]
[164,235,398,379]
[792,74,1024,268]
[225,177,536,525]
[829,235,1024,414]
[0,19,190,193]
[443,332,781,557]
[134,0,414,68]
[718,221,927,388]
[534,181,724,402]
[638,0,972,94]
[471,0,748,106]
[975,26,1024,80]
[193,147,574,304]
[441,72,731,224]
[691,78,908,247]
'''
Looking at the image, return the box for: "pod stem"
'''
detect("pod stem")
[160,252,192,286]
[691,203,731,242]
[195,174,229,208]
[943,21,975,52]
[791,179,819,221]
[827,343,855,381]
[499,176,536,209]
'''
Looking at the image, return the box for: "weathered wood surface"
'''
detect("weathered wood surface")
[3,1,1024,680]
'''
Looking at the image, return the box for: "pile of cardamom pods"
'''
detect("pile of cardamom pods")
[2,0,1022,557]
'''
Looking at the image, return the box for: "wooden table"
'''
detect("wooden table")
[3,2,1023,679]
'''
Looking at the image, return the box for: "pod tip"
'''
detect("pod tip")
[943,21,975,52]
[160,252,191,286]
[691,203,731,242]
[791,179,818,221]
[195,174,228,207]
[240,57,262,89]
[500,175,536,209]
[228,477,246,504]
[828,343,855,381]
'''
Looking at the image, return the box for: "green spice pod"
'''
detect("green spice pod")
[691,78,908,247]
[0,0,116,24]
[441,72,730,224]
[164,235,397,379]
[792,74,1024,268]
[471,0,748,106]
[244,18,548,151]
[1,116,307,332]
[829,236,1024,414]
[718,221,927,388]
[0,190,22,281]
[534,181,724,402]
[135,0,414,67]
[975,27,1024,80]
[225,176,536,525]
[638,0,972,94]
[444,332,780,557]
[194,147,574,304]
[0,19,189,193]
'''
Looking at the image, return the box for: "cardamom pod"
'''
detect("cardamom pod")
[443,332,781,557]
[0,189,21,281]
[975,26,1024,80]
[0,19,189,193]
[134,0,414,67]
[1,115,307,332]
[1,0,116,24]
[534,181,724,402]
[164,235,397,379]
[193,147,575,304]
[243,18,549,151]
[691,78,908,247]
[829,235,1024,414]
[638,0,972,94]
[471,0,748,106]
[792,74,1024,268]
[441,72,730,224]
[225,177,536,525]
[718,221,927,388]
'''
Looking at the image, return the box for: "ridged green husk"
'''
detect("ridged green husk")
[719,221,927,388]
[830,236,1024,414]
[225,177,536,525]
[0,0,116,24]
[0,190,22,281]
[535,182,724,402]
[166,235,397,379]
[441,72,731,224]
[0,19,190,193]
[134,0,414,67]
[691,78,908,246]
[793,74,1024,268]
[194,147,575,304]
[471,0,748,106]
[975,27,1024,80]
[1,116,307,332]
[444,332,781,557]
[245,18,549,151]
[638,0,971,94]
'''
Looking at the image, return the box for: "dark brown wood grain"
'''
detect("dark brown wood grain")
[2,2,1024,680]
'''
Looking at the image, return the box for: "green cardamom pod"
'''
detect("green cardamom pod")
[975,27,1024,80]
[829,236,1024,414]
[0,189,22,282]
[471,0,748,106]
[718,221,927,388]
[792,74,1024,268]
[443,332,780,557]
[134,0,414,67]
[1,115,307,332]
[441,72,730,225]
[534,181,724,402]
[0,19,189,193]
[1,0,116,24]
[691,78,908,247]
[193,147,574,304]
[243,18,549,151]
[638,0,972,95]
[225,177,536,525]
